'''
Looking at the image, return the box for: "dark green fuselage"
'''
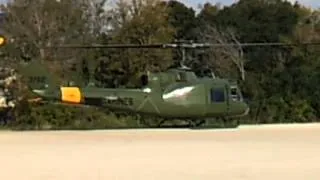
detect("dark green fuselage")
[31,68,249,119]
[80,79,249,119]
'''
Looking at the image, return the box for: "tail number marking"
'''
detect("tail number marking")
[29,76,46,83]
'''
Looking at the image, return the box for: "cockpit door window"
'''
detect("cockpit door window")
[210,88,225,102]
[230,87,239,101]
[230,86,242,101]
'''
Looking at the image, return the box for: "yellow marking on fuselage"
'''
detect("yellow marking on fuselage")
[60,87,82,103]
[0,36,5,46]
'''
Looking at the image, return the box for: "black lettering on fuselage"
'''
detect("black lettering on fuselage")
[28,76,46,83]
[105,97,133,106]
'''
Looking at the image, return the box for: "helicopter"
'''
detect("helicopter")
[2,36,320,128]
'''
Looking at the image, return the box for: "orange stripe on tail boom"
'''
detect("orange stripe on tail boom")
[60,87,82,103]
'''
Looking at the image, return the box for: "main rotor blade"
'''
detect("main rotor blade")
[46,44,166,48]
[198,42,320,47]
[46,42,320,49]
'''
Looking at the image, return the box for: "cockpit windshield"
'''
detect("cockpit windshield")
[230,85,243,102]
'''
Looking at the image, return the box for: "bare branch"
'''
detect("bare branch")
[1,0,111,66]
[197,25,246,81]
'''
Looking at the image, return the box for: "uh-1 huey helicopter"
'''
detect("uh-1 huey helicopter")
[4,35,320,128]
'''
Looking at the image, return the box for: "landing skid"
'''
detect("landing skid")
[187,119,207,128]
[155,119,206,128]
[157,119,239,129]
[138,116,239,129]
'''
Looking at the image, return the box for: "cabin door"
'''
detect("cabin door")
[209,85,229,116]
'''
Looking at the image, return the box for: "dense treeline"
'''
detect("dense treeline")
[0,0,319,129]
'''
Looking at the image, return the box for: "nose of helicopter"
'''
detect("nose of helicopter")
[240,97,250,116]
[242,97,250,115]
[223,101,250,118]
[233,101,250,117]
[242,104,250,116]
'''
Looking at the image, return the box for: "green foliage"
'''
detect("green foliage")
[96,0,176,88]
[166,0,197,40]
[8,100,138,130]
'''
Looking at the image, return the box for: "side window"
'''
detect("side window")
[140,74,148,86]
[231,88,237,96]
[210,88,225,102]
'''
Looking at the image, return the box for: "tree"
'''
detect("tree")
[196,26,246,81]
[0,0,109,85]
[165,0,197,40]
[98,0,176,87]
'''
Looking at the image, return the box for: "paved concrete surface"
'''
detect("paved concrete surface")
[0,123,320,180]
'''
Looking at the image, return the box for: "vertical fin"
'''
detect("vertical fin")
[16,60,59,91]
